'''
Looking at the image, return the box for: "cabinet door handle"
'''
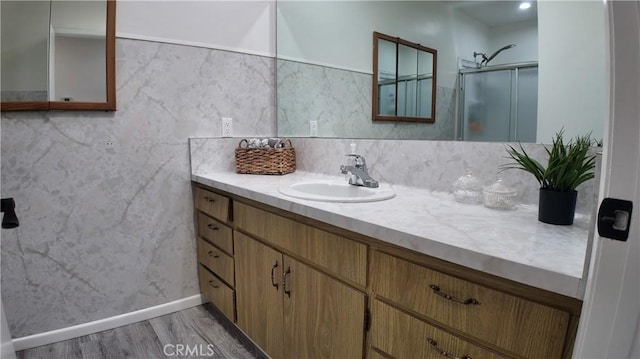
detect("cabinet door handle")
[427,338,471,359]
[207,280,219,289]
[207,251,219,259]
[203,196,216,203]
[207,223,219,231]
[271,261,279,290]
[283,267,291,298]
[429,285,480,305]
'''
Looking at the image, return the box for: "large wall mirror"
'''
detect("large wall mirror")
[373,31,437,123]
[276,1,606,144]
[1,0,116,111]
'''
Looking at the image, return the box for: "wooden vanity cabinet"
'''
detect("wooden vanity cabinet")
[193,185,236,322]
[191,183,581,359]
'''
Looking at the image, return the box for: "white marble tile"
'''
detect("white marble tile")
[116,40,276,142]
[189,138,241,175]
[1,38,276,338]
[191,171,589,298]
[276,59,456,140]
[1,119,198,337]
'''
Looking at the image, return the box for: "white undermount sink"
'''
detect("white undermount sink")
[278,180,396,203]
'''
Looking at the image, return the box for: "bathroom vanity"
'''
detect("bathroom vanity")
[191,171,587,359]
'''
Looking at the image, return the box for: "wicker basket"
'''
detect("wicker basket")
[235,139,296,175]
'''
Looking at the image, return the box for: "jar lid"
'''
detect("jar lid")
[483,178,517,196]
[453,169,482,191]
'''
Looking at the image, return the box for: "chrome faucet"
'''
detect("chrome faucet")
[340,154,379,188]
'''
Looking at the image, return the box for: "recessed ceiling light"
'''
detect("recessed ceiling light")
[519,2,532,10]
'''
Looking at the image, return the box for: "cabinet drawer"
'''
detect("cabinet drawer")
[198,212,233,255]
[198,265,235,322]
[198,238,235,286]
[194,187,230,222]
[372,251,569,359]
[234,202,367,287]
[371,300,504,359]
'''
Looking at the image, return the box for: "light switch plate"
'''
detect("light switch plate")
[222,117,233,137]
[309,121,318,137]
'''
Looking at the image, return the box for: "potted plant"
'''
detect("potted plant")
[501,130,596,225]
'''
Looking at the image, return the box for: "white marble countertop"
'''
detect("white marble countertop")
[192,171,592,299]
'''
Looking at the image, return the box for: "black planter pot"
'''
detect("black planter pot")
[538,188,578,225]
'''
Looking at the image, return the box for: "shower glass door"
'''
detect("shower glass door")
[459,64,538,142]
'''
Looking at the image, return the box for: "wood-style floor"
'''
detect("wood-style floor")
[17,304,265,359]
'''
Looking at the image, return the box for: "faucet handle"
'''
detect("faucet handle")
[345,154,365,167]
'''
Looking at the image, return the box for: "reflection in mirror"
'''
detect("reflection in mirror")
[0,1,50,102]
[277,1,455,140]
[376,38,397,117]
[373,32,437,122]
[459,63,538,142]
[50,0,107,102]
[417,49,434,118]
[1,0,116,111]
[397,44,419,118]
[276,1,606,143]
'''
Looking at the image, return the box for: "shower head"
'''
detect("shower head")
[483,44,517,66]
[473,51,488,64]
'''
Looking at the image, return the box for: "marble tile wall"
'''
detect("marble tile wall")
[0,38,275,338]
[189,138,241,175]
[191,137,600,216]
[276,60,456,140]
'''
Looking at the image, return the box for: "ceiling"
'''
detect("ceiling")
[446,0,538,27]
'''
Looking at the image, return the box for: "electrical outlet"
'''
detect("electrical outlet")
[309,121,318,137]
[222,117,233,137]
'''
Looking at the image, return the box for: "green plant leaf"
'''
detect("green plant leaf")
[501,130,596,191]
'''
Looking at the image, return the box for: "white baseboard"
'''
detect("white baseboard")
[12,294,205,351]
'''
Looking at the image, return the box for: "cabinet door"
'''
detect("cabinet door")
[283,255,365,359]
[234,231,284,359]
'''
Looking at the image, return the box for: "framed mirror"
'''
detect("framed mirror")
[1,0,116,112]
[373,31,437,123]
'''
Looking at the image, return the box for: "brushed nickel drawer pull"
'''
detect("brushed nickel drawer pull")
[207,223,219,230]
[207,251,219,258]
[429,284,480,305]
[427,338,471,359]
[271,261,279,290]
[203,196,216,203]
[283,267,291,298]
[207,280,219,289]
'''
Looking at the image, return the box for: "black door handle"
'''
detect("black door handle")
[598,198,633,241]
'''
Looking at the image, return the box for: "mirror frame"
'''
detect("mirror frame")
[372,31,437,123]
[1,0,116,112]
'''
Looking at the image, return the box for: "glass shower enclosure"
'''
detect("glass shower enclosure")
[458,63,538,142]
